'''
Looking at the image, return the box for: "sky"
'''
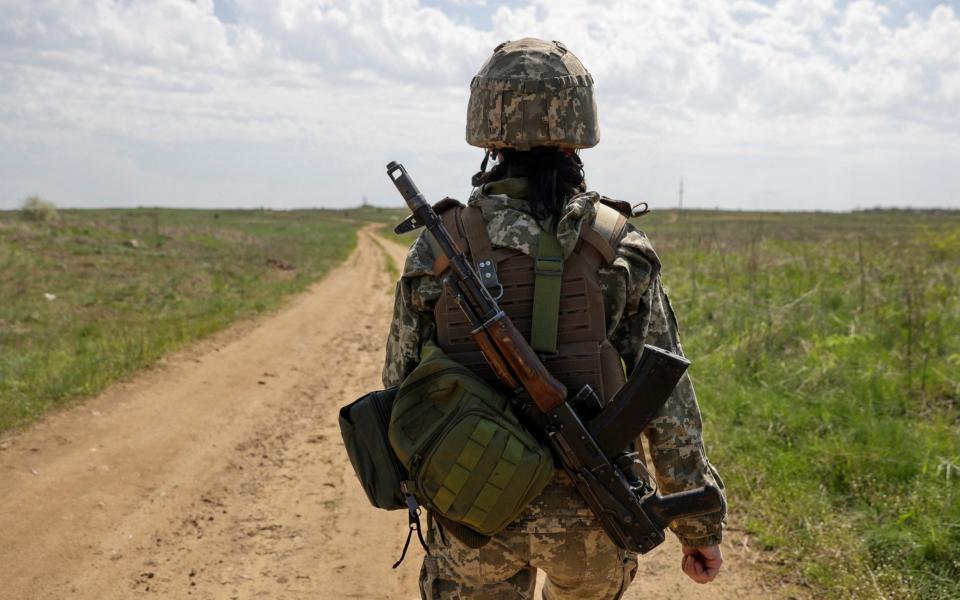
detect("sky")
[1,0,958,211]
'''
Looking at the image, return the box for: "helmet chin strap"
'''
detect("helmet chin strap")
[471,150,492,187]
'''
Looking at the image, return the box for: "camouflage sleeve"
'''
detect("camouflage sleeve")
[607,227,727,547]
[381,233,444,388]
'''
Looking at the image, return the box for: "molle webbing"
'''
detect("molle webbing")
[430,419,527,525]
[389,342,555,538]
[433,203,627,404]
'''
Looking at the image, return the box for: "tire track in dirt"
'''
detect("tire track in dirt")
[0,225,775,599]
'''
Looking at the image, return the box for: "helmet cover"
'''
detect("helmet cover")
[466,38,599,150]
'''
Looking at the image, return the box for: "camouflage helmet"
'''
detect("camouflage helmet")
[466,38,599,151]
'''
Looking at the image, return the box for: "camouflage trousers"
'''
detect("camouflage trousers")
[419,471,639,600]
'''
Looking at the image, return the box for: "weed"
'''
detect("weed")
[20,196,59,222]
[639,209,960,598]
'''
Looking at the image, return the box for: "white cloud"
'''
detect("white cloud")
[0,0,957,210]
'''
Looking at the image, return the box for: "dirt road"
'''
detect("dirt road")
[0,227,772,599]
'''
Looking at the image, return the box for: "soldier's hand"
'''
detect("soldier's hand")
[680,544,723,583]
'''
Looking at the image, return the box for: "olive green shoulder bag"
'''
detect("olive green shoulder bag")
[389,342,554,541]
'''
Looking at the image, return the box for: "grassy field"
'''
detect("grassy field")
[3,202,957,598]
[0,206,402,431]
[380,206,960,596]
[636,209,960,598]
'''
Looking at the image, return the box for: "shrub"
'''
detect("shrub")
[21,195,59,222]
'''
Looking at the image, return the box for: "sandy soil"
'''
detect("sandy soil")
[0,227,778,600]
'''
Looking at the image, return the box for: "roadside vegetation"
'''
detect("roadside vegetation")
[0,205,400,431]
[642,209,960,598]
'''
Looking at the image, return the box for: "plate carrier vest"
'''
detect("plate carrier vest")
[431,196,631,405]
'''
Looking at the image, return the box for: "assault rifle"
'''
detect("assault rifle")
[386,161,723,554]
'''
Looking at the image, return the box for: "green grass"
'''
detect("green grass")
[0,206,397,431]
[4,201,957,597]
[374,237,400,280]
[638,209,960,598]
[383,206,959,596]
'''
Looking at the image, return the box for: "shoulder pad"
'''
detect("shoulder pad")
[433,197,463,214]
[592,202,629,245]
[599,196,632,218]
[580,201,629,265]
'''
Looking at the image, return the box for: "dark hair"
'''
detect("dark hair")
[473,147,586,223]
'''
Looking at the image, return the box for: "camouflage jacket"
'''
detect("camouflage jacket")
[382,178,725,547]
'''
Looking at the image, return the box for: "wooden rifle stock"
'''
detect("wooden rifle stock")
[470,326,521,392]
[473,315,567,411]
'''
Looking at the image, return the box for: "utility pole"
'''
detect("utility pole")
[678,178,684,220]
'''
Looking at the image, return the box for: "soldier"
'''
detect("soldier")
[383,38,726,599]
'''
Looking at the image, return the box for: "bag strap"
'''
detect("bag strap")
[529,201,625,353]
[430,204,464,275]
[461,207,501,291]
[531,228,563,354]
[392,481,430,569]
[450,206,563,354]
